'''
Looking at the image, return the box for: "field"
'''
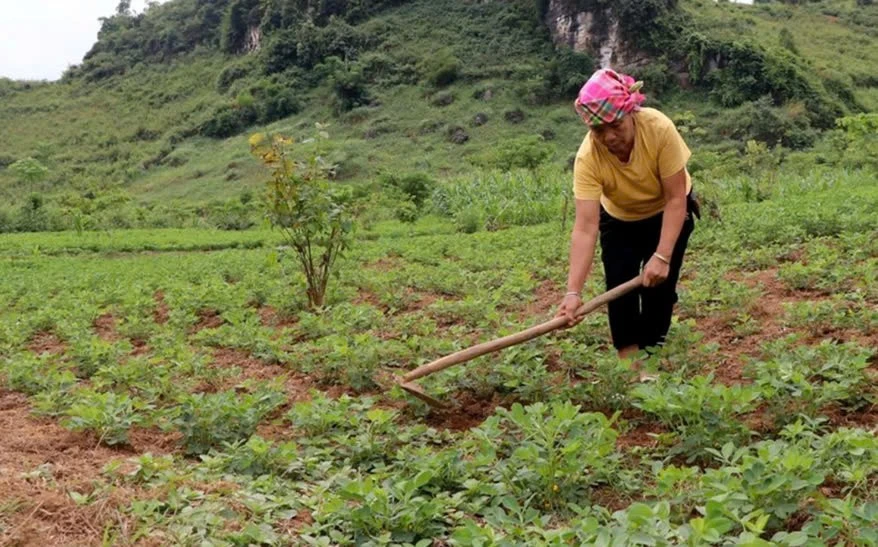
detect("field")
[1,169,876,545]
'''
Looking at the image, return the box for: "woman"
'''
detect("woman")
[555,68,699,377]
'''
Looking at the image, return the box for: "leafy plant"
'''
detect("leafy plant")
[62,390,147,446]
[174,388,285,455]
[250,130,354,310]
[472,402,620,510]
[632,375,759,460]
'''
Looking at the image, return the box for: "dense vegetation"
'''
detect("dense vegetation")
[0,0,876,543]
[1,158,876,544]
[0,0,876,234]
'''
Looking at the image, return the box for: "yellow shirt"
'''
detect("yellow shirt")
[573,107,692,221]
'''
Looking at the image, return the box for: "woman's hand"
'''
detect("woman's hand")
[555,293,584,327]
[643,255,670,287]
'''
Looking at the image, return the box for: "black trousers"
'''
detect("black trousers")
[599,196,696,351]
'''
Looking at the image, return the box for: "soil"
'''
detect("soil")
[365,256,403,272]
[93,314,120,342]
[693,268,875,386]
[521,279,561,321]
[202,348,316,410]
[425,391,506,431]
[257,305,298,329]
[615,421,669,450]
[27,332,66,356]
[191,309,224,333]
[152,292,169,325]
[0,390,173,547]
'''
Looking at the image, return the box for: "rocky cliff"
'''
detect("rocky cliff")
[543,0,652,70]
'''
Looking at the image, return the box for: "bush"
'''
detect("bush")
[216,62,253,93]
[328,61,371,113]
[263,20,370,74]
[475,135,552,171]
[420,49,460,88]
[200,103,259,139]
[380,172,436,209]
[715,96,816,149]
[250,80,302,122]
[541,47,595,100]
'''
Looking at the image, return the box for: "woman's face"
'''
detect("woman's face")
[590,115,634,157]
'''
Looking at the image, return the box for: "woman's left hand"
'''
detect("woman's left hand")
[642,255,670,287]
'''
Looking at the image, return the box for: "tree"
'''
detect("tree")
[250,127,353,310]
[9,158,49,187]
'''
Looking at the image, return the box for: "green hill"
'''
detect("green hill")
[0,0,876,231]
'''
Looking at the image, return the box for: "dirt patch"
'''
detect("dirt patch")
[192,309,224,333]
[591,485,636,512]
[821,403,877,430]
[365,256,403,272]
[0,390,141,547]
[425,391,505,431]
[257,306,298,328]
[616,421,668,450]
[93,313,121,342]
[694,268,847,385]
[201,348,316,410]
[27,332,66,356]
[522,279,561,321]
[353,290,388,312]
[153,291,169,325]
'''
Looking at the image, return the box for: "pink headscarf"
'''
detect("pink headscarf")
[574,68,645,127]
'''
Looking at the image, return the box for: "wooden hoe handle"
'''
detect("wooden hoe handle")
[401,276,643,383]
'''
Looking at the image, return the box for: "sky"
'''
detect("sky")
[0,0,167,81]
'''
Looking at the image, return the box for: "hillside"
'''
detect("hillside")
[0,0,876,231]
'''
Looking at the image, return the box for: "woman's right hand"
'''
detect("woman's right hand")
[555,293,584,328]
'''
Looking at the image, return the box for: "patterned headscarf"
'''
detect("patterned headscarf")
[574,68,646,127]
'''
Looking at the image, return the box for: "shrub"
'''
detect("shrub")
[475,135,552,171]
[216,62,253,93]
[541,47,595,100]
[420,49,460,88]
[714,96,816,149]
[328,61,371,113]
[200,103,259,138]
[251,129,354,310]
[381,172,436,209]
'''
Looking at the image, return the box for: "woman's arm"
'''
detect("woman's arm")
[556,199,600,325]
[642,168,688,287]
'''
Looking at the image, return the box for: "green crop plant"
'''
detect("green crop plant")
[173,387,286,455]
[69,336,132,378]
[703,440,827,531]
[472,402,620,511]
[3,353,77,396]
[750,339,875,426]
[62,390,148,446]
[632,375,760,460]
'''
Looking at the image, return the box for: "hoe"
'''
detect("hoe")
[384,276,643,408]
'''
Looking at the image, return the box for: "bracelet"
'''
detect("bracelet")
[653,252,670,265]
[565,291,581,298]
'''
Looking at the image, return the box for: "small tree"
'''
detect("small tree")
[9,157,49,188]
[250,127,353,310]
